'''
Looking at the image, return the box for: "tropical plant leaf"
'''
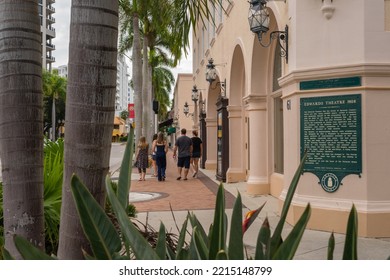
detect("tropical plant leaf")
[117,127,134,209]
[177,248,189,260]
[228,192,244,260]
[270,152,307,256]
[43,138,63,253]
[193,226,209,260]
[273,204,311,260]
[189,212,209,248]
[71,175,121,260]
[105,176,160,260]
[209,184,227,259]
[255,218,271,260]
[216,250,228,260]
[1,247,14,260]
[327,232,335,260]
[155,223,167,259]
[343,204,358,260]
[175,213,189,258]
[14,235,55,260]
[189,233,201,260]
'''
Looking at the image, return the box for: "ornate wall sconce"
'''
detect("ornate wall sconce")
[248,0,288,62]
[205,58,226,98]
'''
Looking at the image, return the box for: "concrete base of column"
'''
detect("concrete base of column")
[246,180,270,195]
[205,160,217,170]
[226,168,246,183]
[283,201,390,237]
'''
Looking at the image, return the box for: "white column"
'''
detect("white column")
[226,105,246,182]
[245,96,269,195]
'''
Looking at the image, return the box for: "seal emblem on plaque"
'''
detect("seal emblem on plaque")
[320,173,340,193]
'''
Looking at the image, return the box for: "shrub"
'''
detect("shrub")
[43,138,64,254]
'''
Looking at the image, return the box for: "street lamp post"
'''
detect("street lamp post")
[183,85,200,130]
[199,98,207,169]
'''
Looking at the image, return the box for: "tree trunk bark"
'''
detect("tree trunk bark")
[0,0,45,259]
[57,0,118,259]
[142,36,150,141]
[148,62,154,140]
[132,14,142,146]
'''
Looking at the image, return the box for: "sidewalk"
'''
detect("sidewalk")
[112,151,390,260]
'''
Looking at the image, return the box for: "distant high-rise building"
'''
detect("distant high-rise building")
[116,54,130,116]
[39,0,56,71]
[57,65,68,78]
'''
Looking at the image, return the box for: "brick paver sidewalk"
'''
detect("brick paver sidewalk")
[130,150,235,212]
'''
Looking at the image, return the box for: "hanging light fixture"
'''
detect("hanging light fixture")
[248,0,288,62]
[205,58,226,98]
[191,85,199,102]
[183,101,190,117]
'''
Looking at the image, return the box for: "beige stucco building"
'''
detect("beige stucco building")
[177,0,390,237]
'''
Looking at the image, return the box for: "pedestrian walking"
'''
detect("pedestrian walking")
[135,136,149,181]
[190,130,202,178]
[173,128,193,180]
[151,133,158,177]
[152,132,168,181]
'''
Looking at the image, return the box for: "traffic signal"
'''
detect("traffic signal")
[153,100,159,114]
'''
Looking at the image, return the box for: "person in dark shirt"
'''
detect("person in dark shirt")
[173,128,193,180]
[190,130,202,178]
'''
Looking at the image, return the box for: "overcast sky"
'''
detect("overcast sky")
[52,1,192,78]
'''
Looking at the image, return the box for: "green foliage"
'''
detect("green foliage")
[71,175,122,260]
[327,204,359,260]
[42,70,67,135]
[7,144,369,260]
[120,110,129,120]
[43,138,64,255]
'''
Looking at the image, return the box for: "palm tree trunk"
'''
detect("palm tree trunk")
[133,13,143,146]
[148,63,155,138]
[57,0,118,259]
[0,0,45,259]
[51,97,56,141]
[142,36,150,140]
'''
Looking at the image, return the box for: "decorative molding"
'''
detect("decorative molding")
[243,95,267,111]
[279,63,390,88]
[280,190,390,213]
[321,0,335,20]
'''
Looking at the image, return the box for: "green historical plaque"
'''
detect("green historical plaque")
[300,76,361,91]
[300,94,362,192]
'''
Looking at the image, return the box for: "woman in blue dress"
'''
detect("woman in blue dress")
[152,132,168,181]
